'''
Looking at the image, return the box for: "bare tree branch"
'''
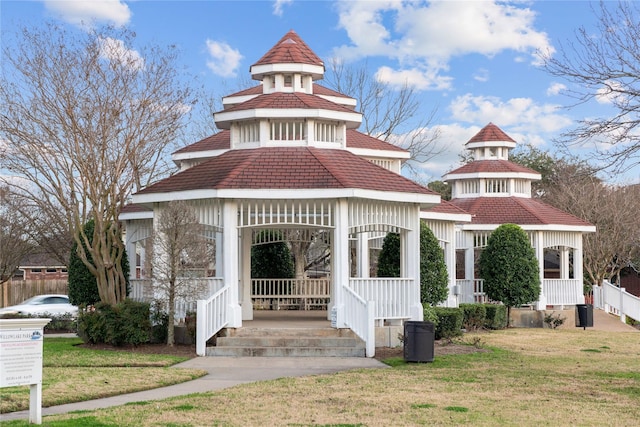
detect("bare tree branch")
[0,23,193,305]
[542,1,640,174]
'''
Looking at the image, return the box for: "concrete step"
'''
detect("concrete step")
[206,345,365,357]
[216,336,359,348]
[222,327,358,338]
[207,326,365,357]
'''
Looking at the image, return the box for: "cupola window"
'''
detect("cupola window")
[271,120,306,141]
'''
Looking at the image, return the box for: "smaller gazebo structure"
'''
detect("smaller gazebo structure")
[444,123,596,309]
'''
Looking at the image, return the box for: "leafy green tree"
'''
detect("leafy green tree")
[377,222,449,306]
[419,222,449,306]
[377,233,400,278]
[68,220,130,306]
[251,231,294,279]
[427,180,451,201]
[478,223,540,323]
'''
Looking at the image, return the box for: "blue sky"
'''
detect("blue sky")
[2,1,636,184]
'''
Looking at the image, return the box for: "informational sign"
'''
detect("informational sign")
[0,319,50,424]
[0,328,45,387]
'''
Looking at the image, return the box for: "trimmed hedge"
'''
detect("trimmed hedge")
[484,304,508,329]
[459,303,486,331]
[433,307,463,340]
[78,299,152,346]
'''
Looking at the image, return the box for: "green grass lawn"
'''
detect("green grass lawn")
[0,337,206,414]
[2,330,639,426]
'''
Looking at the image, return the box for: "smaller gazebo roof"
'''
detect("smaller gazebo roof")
[450,197,595,231]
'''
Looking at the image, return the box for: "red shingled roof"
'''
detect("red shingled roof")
[253,30,324,68]
[174,131,230,154]
[139,147,434,195]
[446,160,539,176]
[346,130,407,153]
[425,200,471,216]
[449,197,593,227]
[173,130,407,155]
[219,92,355,114]
[467,122,515,144]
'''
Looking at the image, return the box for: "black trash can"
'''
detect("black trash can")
[575,304,594,330]
[403,321,435,362]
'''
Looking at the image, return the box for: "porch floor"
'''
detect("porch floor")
[245,310,330,328]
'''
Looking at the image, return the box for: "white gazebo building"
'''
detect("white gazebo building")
[121,31,448,357]
[445,123,596,309]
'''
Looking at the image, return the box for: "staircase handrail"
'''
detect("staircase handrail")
[196,284,230,356]
[343,286,375,357]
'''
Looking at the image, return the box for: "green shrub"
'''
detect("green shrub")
[423,305,439,326]
[150,302,169,344]
[459,303,486,331]
[433,307,463,340]
[484,304,508,329]
[77,299,151,346]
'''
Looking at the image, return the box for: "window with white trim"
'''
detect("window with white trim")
[271,121,306,141]
[238,122,260,143]
[315,122,337,142]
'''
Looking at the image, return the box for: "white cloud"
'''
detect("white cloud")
[98,37,144,71]
[449,93,572,133]
[333,1,554,91]
[596,80,626,105]
[205,40,243,78]
[546,82,567,96]
[273,0,293,17]
[43,0,131,28]
[473,68,490,83]
[375,66,452,91]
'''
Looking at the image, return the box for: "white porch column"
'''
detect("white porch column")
[356,232,370,278]
[332,199,349,328]
[465,233,475,304]
[535,231,547,310]
[222,200,242,327]
[124,220,138,281]
[559,246,570,279]
[574,244,586,304]
[240,229,253,320]
[403,205,423,321]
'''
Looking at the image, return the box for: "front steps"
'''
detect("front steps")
[206,326,366,357]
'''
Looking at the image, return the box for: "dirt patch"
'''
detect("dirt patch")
[373,340,486,361]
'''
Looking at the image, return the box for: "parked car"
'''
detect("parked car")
[0,294,78,318]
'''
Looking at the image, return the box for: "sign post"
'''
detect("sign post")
[0,318,51,424]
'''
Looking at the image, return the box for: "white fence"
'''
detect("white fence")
[251,278,330,310]
[593,280,640,323]
[456,279,487,304]
[544,279,584,305]
[348,278,413,319]
[457,278,584,306]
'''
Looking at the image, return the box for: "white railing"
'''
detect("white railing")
[593,280,640,323]
[196,285,230,356]
[251,278,330,310]
[543,279,584,305]
[131,277,225,323]
[348,278,413,319]
[343,286,375,357]
[456,279,487,304]
[457,279,584,306]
